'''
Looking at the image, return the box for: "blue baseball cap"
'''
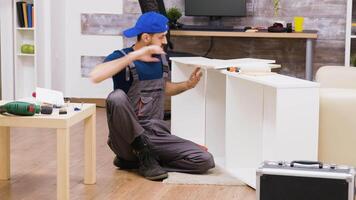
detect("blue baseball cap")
[123,11,169,38]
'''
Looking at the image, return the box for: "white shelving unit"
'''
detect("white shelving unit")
[345,0,355,67]
[13,0,36,99]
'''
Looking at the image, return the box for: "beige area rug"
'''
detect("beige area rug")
[162,166,246,186]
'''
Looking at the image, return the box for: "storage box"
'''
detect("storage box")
[256,161,355,200]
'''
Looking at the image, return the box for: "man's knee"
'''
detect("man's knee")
[191,152,215,173]
[200,152,215,172]
[106,89,129,108]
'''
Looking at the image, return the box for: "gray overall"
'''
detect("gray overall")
[106,50,215,173]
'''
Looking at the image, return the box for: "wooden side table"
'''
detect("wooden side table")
[0,102,96,200]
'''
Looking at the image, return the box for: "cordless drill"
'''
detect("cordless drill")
[0,101,53,116]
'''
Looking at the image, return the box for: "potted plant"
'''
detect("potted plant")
[167,7,182,29]
[273,0,280,17]
[351,54,356,67]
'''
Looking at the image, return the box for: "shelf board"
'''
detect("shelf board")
[17,53,36,57]
[352,23,356,27]
[16,27,35,31]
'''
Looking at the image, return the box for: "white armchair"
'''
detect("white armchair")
[316,66,356,166]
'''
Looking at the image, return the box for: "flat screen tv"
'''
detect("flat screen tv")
[185,0,246,17]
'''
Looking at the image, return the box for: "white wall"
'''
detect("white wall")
[0,0,15,100]
[51,0,67,94]
[36,0,51,89]
[52,0,124,98]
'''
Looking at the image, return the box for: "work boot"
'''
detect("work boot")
[113,156,139,170]
[131,134,168,181]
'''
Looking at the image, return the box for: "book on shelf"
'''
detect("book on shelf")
[22,2,28,27]
[32,4,34,27]
[27,3,33,27]
[16,1,25,27]
[15,1,34,28]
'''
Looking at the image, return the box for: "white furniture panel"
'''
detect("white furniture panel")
[225,76,264,187]
[171,59,226,161]
[224,73,320,187]
[205,71,226,164]
[171,62,206,145]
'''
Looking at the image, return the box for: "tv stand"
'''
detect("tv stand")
[208,16,223,27]
[179,24,242,32]
[177,16,245,32]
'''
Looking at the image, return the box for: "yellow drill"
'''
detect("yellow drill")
[0,101,52,116]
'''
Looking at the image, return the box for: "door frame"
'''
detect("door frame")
[0,15,2,100]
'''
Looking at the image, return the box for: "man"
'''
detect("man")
[90,12,215,181]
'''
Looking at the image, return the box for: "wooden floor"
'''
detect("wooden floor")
[0,108,256,200]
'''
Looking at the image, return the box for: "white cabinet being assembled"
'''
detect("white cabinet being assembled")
[170,57,320,188]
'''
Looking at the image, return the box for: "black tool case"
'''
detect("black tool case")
[256,161,356,200]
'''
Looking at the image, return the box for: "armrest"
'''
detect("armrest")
[315,66,356,89]
[319,88,356,166]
